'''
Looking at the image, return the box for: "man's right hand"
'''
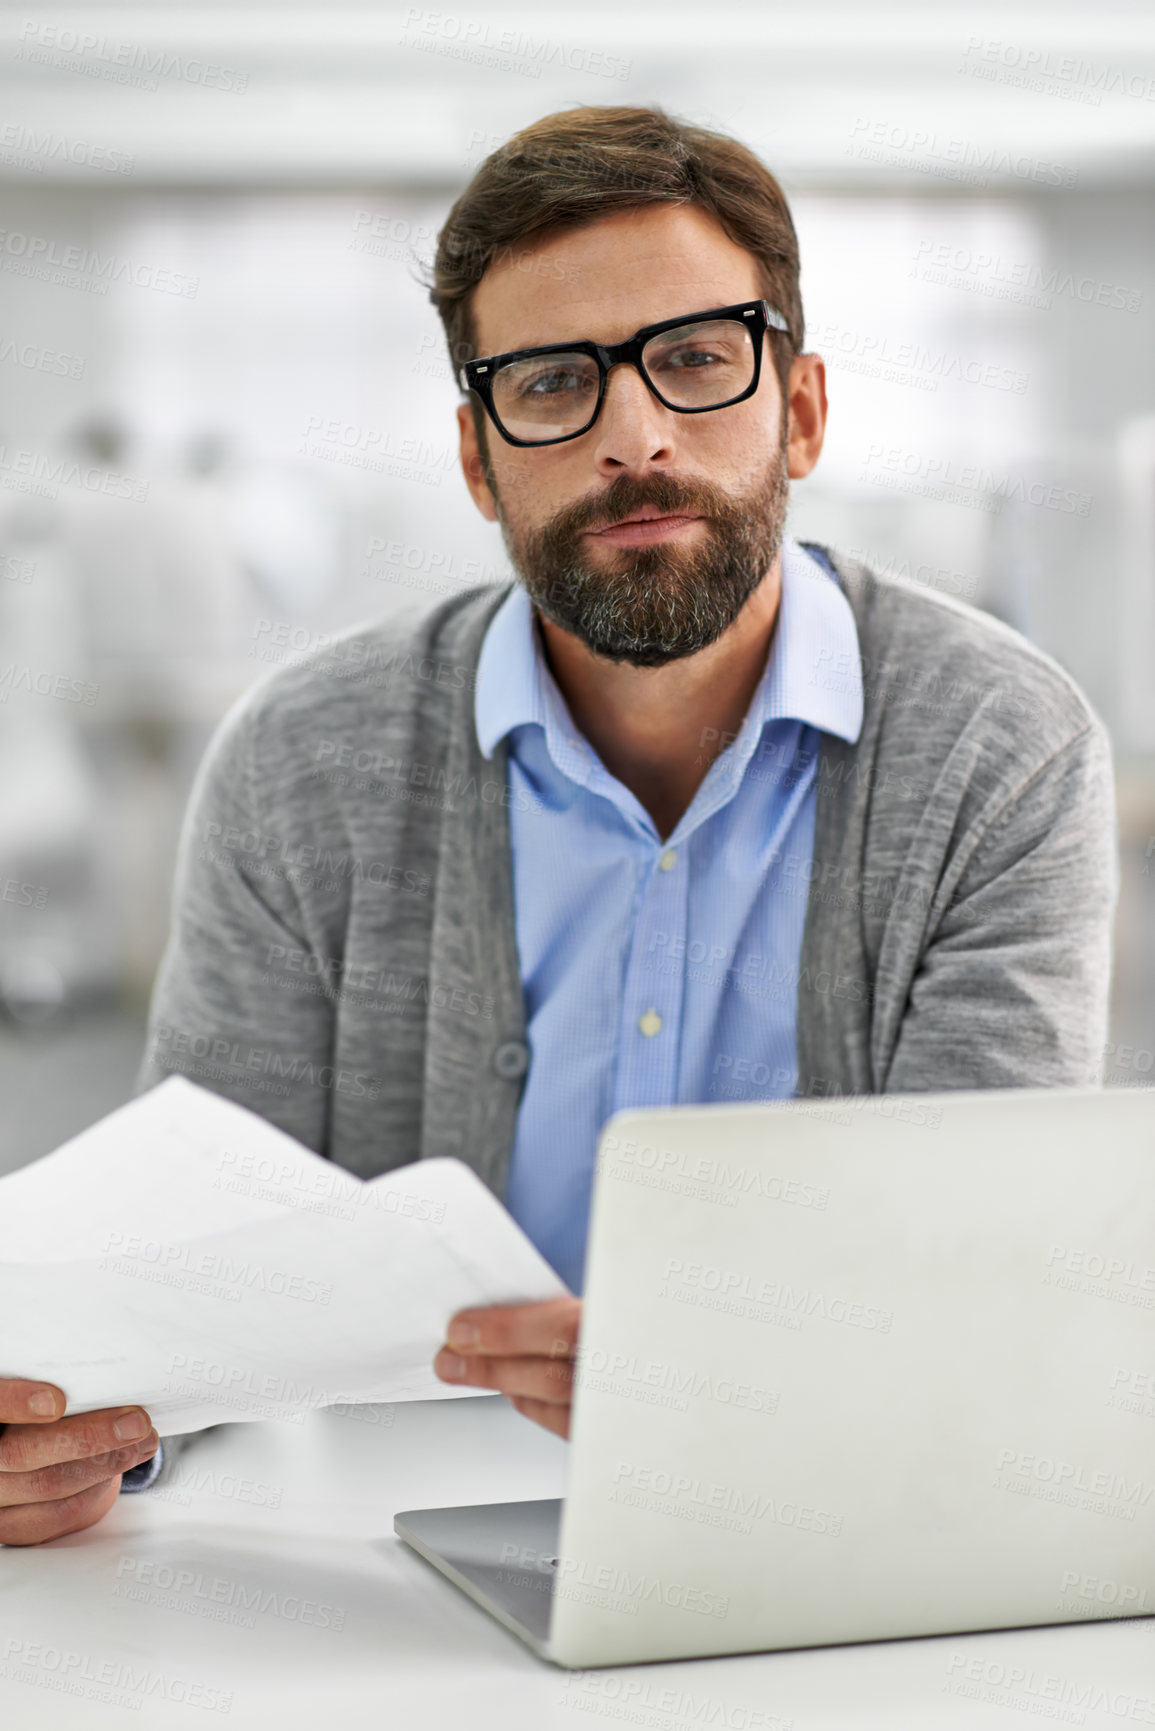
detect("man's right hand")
[0,1379,159,1546]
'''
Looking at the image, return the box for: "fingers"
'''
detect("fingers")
[445,1298,581,1359]
[0,1391,158,1544]
[0,1381,66,1424]
[437,1300,581,1423]
[0,1476,123,1547]
[0,1433,159,1508]
[0,1407,154,1474]
[434,1348,573,1406]
[508,1395,571,1441]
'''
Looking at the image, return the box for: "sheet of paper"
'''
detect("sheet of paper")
[0,1076,569,1435]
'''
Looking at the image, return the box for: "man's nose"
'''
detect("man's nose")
[590,361,677,468]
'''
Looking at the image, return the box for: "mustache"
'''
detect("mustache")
[547,474,730,538]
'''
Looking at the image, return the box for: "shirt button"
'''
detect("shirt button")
[638,1009,663,1037]
[493,1040,529,1080]
[659,849,677,871]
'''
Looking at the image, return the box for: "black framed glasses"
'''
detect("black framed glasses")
[460,300,791,448]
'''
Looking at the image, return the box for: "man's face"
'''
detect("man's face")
[457,203,820,668]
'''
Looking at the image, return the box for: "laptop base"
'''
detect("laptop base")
[395,1498,561,1660]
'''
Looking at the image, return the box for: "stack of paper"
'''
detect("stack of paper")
[0,1076,568,1435]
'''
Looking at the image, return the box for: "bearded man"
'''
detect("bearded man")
[0,105,1116,1542]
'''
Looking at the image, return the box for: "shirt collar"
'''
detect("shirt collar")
[474,536,863,765]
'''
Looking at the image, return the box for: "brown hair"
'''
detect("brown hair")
[427,104,804,446]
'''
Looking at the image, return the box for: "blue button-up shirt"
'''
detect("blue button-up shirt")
[474,538,863,1292]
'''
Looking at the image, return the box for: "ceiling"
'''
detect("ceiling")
[3,1,1155,190]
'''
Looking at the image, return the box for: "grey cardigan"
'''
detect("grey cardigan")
[137,545,1118,1195]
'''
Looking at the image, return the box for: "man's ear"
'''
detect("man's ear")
[457,402,499,522]
[785,353,827,481]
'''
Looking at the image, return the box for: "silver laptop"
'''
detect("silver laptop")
[396,1086,1155,1668]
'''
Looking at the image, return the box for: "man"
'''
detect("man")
[0,105,1117,1544]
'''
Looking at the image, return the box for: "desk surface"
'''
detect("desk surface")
[0,1395,1151,1728]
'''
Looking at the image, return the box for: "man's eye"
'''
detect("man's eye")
[519,368,586,397]
[661,347,723,370]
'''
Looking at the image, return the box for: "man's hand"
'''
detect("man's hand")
[434,1299,581,1439]
[0,1380,159,1546]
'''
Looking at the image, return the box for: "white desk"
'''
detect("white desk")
[1,1395,1151,1728]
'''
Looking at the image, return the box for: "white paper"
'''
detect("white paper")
[0,1076,569,1434]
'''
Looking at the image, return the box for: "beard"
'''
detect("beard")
[490,442,791,668]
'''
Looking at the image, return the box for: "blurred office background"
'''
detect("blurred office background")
[2,0,1155,1167]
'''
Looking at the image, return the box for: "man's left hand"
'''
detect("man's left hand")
[434,1298,581,1439]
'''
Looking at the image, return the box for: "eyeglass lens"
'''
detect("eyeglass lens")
[489,316,756,443]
